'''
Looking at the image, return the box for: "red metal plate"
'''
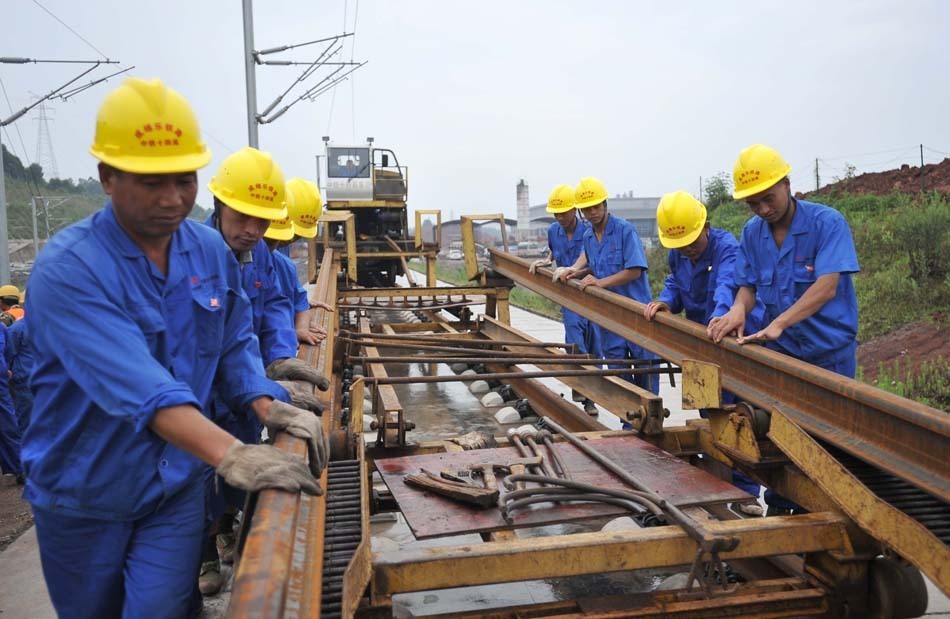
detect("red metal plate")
[375,435,751,539]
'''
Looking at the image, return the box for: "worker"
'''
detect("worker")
[200,147,329,595]
[5,290,34,437]
[530,184,600,415]
[0,285,23,325]
[22,77,328,619]
[707,144,860,516]
[644,190,766,515]
[558,177,659,395]
[0,321,21,485]
[263,177,333,346]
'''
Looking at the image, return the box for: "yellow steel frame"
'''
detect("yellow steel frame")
[319,210,358,283]
[769,410,950,596]
[460,213,509,282]
[369,513,851,605]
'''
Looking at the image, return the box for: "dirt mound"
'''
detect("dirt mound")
[807,158,950,196]
[857,317,948,382]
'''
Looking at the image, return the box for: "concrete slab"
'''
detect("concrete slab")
[0,526,55,619]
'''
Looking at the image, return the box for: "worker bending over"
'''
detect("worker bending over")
[199,148,328,594]
[708,144,860,515]
[645,190,766,515]
[263,177,333,346]
[22,78,327,619]
[559,177,660,395]
[531,184,600,415]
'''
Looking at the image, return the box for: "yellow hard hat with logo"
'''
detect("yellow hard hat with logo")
[89,78,211,174]
[732,144,792,200]
[546,184,576,214]
[264,188,295,242]
[574,177,608,209]
[656,191,707,249]
[285,178,322,238]
[208,147,288,221]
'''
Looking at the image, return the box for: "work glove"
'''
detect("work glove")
[552,266,571,283]
[266,358,330,391]
[265,400,330,475]
[277,380,325,414]
[528,259,552,275]
[216,440,322,495]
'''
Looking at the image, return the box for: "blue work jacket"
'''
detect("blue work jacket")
[547,215,589,269]
[5,318,33,386]
[658,228,766,330]
[23,205,284,520]
[733,199,859,363]
[582,214,651,303]
[204,216,297,367]
[273,250,310,316]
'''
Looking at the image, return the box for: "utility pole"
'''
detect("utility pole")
[241,5,364,148]
[242,0,259,148]
[31,197,42,259]
[699,176,703,201]
[0,136,10,283]
[815,158,820,192]
[920,144,925,192]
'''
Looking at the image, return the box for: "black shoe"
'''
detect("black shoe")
[15,474,25,486]
[583,399,598,416]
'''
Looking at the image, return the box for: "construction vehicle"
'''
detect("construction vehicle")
[311,137,441,287]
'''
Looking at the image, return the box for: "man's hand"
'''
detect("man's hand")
[707,306,747,343]
[310,300,334,312]
[276,380,325,414]
[265,400,330,475]
[529,259,552,275]
[297,323,328,346]
[736,320,784,345]
[644,301,671,321]
[216,440,321,495]
[578,274,602,290]
[266,358,330,391]
[553,266,573,283]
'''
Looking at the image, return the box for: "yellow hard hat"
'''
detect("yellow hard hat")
[732,144,792,200]
[0,285,20,299]
[574,177,608,209]
[263,188,295,242]
[89,78,211,174]
[285,178,322,238]
[656,191,708,249]
[208,147,288,221]
[546,184,576,214]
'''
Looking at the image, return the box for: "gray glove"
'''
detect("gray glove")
[528,258,552,275]
[216,441,321,495]
[266,400,330,475]
[277,380,325,415]
[266,358,330,391]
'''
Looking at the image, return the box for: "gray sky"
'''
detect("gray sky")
[3,1,949,218]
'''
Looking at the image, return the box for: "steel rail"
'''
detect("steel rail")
[339,337,591,358]
[350,355,669,366]
[340,331,577,349]
[229,250,337,617]
[363,366,676,385]
[489,250,950,501]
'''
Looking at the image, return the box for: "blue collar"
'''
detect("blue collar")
[100,201,194,261]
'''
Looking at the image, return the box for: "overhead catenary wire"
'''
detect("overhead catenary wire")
[0,77,42,199]
[31,0,110,60]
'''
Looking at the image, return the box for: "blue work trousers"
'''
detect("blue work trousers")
[32,481,204,619]
[597,326,659,395]
[563,309,600,358]
[11,378,33,435]
[0,404,21,475]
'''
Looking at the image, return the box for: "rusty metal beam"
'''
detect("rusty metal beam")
[489,250,950,501]
[478,316,667,434]
[229,251,338,617]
